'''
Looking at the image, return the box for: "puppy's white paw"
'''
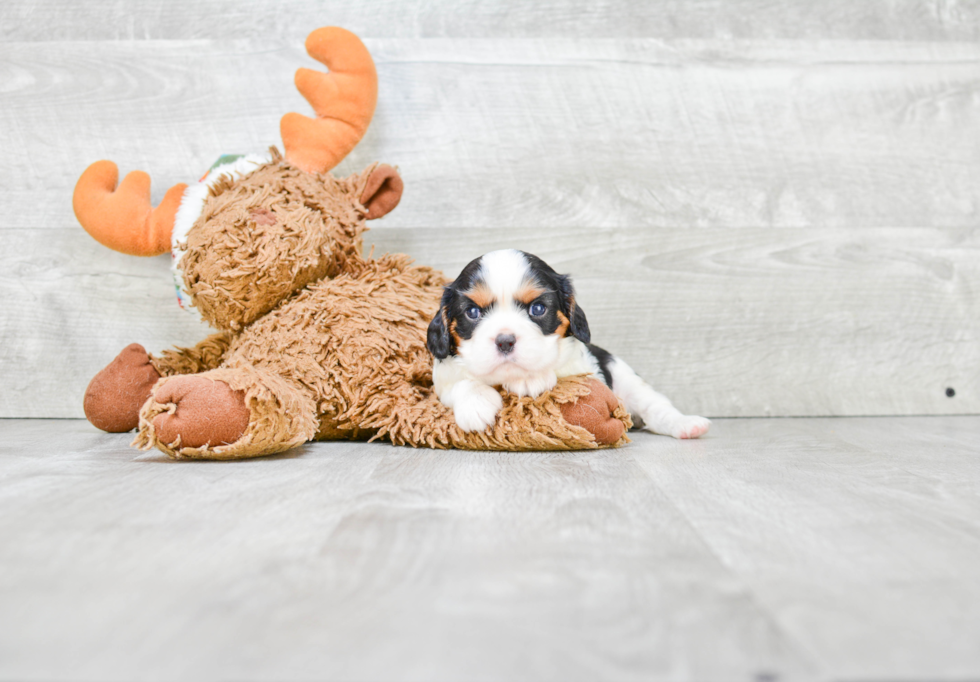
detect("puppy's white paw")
[453,385,504,432]
[667,415,711,440]
[503,371,557,398]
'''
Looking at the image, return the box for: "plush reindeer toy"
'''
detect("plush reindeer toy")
[76,27,631,460]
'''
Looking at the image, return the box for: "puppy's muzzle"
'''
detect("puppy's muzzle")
[495,334,516,355]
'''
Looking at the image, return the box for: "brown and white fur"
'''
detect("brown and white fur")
[427,249,710,439]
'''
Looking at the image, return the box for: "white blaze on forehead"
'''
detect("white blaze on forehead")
[477,249,532,307]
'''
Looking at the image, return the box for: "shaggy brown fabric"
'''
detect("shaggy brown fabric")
[135,366,319,459]
[149,332,235,377]
[226,253,444,432]
[179,149,370,331]
[137,374,629,460]
[83,343,161,432]
[120,155,633,459]
[369,374,632,451]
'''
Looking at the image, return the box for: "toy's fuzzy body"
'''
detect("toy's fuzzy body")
[77,29,632,460]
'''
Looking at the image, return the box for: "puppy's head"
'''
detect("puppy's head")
[427,249,590,381]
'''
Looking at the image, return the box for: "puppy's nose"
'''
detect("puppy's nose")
[495,334,516,355]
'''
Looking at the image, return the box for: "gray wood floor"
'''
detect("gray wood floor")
[2,417,979,681]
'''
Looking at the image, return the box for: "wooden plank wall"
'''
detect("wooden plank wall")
[1,1,978,419]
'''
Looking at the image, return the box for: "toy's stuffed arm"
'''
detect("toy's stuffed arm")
[149,332,236,376]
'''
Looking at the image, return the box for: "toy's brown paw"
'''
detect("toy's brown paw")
[84,343,162,432]
[151,376,250,448]
[559,378,626,445]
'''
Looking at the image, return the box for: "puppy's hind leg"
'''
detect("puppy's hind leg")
[606,357,710,439]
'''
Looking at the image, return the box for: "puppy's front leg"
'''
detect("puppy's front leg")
[440,379,504,432]
[503,370,557,399]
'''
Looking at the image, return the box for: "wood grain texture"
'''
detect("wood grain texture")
[2,39,978,231]
[3,10,979,419]
[2,0,978,41]
[3,416,980,679]
[365,225,980,418]
[0,229,214,418]
[632,416,980,678]
[3,226,976,419]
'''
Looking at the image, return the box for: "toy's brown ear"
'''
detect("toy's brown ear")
[360,164,403,220]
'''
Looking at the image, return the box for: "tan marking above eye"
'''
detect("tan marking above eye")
[514,283,546,305]
[463,282,496,309]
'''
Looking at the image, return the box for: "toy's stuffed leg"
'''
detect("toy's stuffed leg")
[363,374,632,451]
[83,333,235,433]
[133,365,318,460]
[557,378,633,446]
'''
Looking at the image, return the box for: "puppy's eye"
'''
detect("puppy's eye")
[465,305,482,320]
[529,302,547,317]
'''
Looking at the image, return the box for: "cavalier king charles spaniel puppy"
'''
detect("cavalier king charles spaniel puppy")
[427,249,710,438]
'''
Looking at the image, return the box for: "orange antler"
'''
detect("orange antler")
[281,27,378,174]
[72,160,187,257]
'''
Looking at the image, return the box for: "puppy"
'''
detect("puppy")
[427,249,710,439]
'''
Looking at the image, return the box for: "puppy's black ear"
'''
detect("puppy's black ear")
[569,303,591,344]
[427,287,456,359]
[557,274,591,344]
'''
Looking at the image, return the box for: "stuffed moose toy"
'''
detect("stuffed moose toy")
[75,27,631,459]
